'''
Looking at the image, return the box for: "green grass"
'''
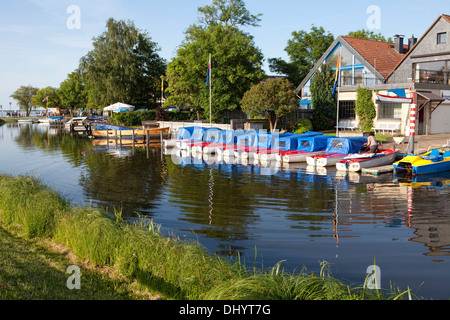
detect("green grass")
[0,174,417,300]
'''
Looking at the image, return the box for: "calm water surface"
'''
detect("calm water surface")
[2,123,450,299]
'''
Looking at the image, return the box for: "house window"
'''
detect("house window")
[379,103,402,119]
[438,32,447,44]
[339,100,356,119]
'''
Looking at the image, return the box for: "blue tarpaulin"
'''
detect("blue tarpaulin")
[273,134,302,150]
[325,136,367,154]
[176,127,206,140]
[296,135,330,152]
[202,128,223,143]
[236,130,259,146]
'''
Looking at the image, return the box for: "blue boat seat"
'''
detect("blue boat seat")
[421,149,443,162]
[444,151,450,158]
[430,149,440,157]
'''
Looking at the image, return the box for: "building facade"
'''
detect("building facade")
[296,14,450,136]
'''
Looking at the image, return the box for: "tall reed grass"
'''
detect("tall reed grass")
[0,174,414,300]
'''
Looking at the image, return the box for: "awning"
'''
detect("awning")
[416,91,444,113]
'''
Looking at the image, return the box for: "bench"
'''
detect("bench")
[335,121,358,131]
[372,122,400,135]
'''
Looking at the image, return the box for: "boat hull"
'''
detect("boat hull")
[336,150,399,172]
[306,153,347,167]
[282,151,325,163]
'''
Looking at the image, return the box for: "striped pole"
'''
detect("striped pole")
[409,92,416,154]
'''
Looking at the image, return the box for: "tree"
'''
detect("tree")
[241,78,298,131]
[355,87,376,131]
[59,71,88,114]
[310,63,336,121]
[269,25,334,86]
[197,0,262,28]
[10,85,39,116]
[79,18,166,109]
[164,0,265,122]
[31,87,61,110]
[347,29,393,43]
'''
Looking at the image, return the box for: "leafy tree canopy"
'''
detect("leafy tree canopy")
[346,29,393,43]
[241,78,298,131]
[59,71,88,112]
[269,25,334,86]
[79,18,166,109]
[10,85,39,116]
[164,0,265,122]
[31,87,61,109]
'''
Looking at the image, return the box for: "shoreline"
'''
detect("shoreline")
[0,174,417,300]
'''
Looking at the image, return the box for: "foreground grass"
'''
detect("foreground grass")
[0,174,413,300]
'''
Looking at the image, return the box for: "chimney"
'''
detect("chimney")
[394,34,405,54]
[408,34,418,50]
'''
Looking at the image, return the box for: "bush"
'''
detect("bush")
[294,118,313,134]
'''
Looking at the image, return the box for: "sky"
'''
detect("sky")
[0,0,448,110]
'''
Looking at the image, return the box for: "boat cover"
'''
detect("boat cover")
[272,134,301,150]
[296,135,330,152]
[236,130,259,146]
[325,136,367,154]
[176,126,208,141]
[203,128,225,143]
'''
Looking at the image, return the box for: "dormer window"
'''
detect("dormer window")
[437,32,447,44]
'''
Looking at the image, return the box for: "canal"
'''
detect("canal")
[2,122,450,299]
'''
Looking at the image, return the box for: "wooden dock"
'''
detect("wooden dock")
[361,165,394,176]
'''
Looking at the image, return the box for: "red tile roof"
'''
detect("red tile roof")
[342,36,407,79]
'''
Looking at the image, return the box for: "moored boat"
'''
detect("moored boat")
[280,134,329,163]
[306,136,367,167]
[336,148,399,172]
[393,147,450,175]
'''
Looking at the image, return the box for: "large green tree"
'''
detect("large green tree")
[59,71,88,114]
[164,0,265,122]
[10,85,39,116]
[31,87,61,110]
[79,18,166,109]
[241,78,298,131]
[269,25,334,86]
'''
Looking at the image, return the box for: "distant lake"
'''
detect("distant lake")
[2,122,450,299]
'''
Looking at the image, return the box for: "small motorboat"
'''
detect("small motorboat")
[336,148,399,172]
[393,147,450,175]
[306,136,367,167]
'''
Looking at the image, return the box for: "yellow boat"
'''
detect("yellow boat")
[393,147,450,175]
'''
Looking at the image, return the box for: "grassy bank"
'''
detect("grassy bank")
[0,174,413,300]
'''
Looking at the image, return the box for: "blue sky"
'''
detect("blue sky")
[0,0,448,110]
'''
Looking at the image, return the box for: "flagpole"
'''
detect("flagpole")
[209,53,212,126]
[335,45,342,137]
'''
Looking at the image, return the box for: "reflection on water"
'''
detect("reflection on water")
[3,123,450,298]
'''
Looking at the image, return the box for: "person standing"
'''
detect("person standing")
[367,132,378,153]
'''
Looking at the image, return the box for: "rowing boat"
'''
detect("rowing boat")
[336,148,399,172]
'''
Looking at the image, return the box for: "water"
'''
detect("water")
[2,123,450,299]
